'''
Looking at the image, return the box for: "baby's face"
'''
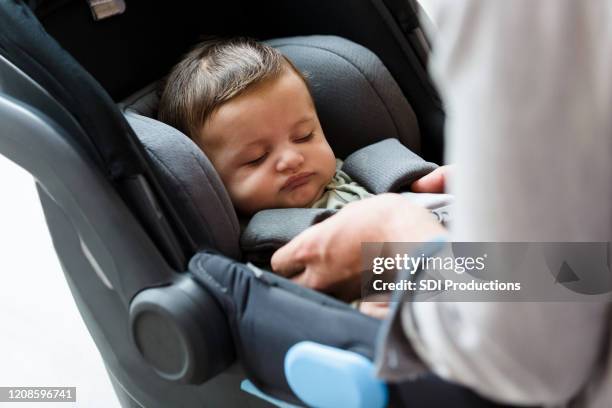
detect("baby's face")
[198,68,337,215]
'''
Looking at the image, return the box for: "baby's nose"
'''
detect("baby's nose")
[276,149,304,172]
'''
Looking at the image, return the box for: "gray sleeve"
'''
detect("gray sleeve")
[385,0,612,405]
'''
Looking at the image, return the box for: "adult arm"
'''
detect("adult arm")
[397,0,612,404]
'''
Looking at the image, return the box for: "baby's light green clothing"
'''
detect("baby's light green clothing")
[310,159,373,210]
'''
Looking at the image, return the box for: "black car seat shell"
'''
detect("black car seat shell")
[0,1,516,407]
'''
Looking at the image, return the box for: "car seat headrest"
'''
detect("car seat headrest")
[124,113,241,259]
[267,36,420,158]
[121,35,421,255]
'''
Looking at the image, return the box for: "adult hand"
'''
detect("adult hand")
[271,193,446,299]
[411,165,454,193]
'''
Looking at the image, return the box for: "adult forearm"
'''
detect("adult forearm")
[405,301,607,405]
[405,0,612,403]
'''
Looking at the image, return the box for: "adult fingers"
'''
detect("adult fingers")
[271,234,312,277]
[290,266,331,291]
[359,302,390,320]
[411,166,447,193]
[290,270,314,288]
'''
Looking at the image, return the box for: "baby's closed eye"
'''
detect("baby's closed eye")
[243,152,269,166]
[294,132,314,143]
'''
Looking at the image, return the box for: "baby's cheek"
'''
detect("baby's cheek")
[228,172,274,212]
[224,173,249,203]
[322,147,337,179]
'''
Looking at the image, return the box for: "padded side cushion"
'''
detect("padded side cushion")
[342,138,437,194]
[125,112,241,258]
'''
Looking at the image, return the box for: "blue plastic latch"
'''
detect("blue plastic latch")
[284,341,388,408]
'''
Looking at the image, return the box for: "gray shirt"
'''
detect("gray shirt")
[378,1,612,406]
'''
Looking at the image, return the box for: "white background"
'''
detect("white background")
[0,155,120,407]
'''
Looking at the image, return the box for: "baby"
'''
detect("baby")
[158,38,443,318]
[158,37,372,216]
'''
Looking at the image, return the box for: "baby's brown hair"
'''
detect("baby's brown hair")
[158,38,307,141]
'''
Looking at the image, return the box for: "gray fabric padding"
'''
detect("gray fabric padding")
[240,208,336,254]
[342,138,438,194]
[267,36,421,159]
[124,113,241,259]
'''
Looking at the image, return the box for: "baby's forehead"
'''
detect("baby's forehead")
[197,68,315,146]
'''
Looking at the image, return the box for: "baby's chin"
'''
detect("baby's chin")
[288,184,326,208]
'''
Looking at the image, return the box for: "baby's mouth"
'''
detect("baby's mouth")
[281,172,315,191]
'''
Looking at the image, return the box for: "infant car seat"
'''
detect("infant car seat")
[0,1,517,407]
